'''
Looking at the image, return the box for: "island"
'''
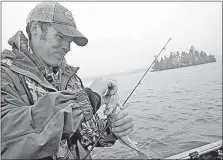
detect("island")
[151,46,216,72]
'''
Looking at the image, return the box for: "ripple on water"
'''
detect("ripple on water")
[150,126,166,132]
[146,95,157,98]
[216,104,222,107]
[146,114,163,121]
[193,117,211,124]
[185,89,193,92]
[212,88,222,91]
[203,134,223,140]
[177,117,188,121]
[207,106,214,109]
[172,90,181,94]
[128,100,142,105]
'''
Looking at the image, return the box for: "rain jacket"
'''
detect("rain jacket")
[1,31,117,159]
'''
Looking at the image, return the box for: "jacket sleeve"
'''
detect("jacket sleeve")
[84,87,101,114]
[83,87,118,147]
[1,66,92,159]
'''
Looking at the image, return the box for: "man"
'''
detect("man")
[1,2,133,159]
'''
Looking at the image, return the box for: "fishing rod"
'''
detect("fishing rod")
[122,38,172,107]
[82,38,172,160]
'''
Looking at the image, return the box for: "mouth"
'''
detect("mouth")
[53,52,65,59]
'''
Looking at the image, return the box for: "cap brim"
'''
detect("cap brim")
[51,23,88,46]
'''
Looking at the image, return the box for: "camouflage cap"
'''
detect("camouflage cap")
[26,2,88,46]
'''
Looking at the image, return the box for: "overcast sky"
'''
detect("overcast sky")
[2,2,222,78]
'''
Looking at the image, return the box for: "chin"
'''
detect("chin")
[46,60,61,68]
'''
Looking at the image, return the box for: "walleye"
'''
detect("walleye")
[104,94,151,159]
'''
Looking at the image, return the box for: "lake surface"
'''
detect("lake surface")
[82,56,222,159]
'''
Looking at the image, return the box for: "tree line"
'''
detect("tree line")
[152,46,216,71]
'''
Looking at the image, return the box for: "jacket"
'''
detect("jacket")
[1,31,116,159]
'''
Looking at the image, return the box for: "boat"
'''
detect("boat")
[165,140,222,159]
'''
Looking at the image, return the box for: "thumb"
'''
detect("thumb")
[106,79,118,95]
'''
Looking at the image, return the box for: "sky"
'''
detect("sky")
[2,2,222,78]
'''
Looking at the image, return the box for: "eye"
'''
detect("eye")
[57,35,63,39]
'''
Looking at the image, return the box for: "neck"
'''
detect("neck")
[29,44,52,70]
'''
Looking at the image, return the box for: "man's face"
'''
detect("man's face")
[33,24,73,67]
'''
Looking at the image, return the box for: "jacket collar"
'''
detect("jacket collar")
[2,30,80,90]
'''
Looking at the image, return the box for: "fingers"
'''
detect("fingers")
[111,110,134,137]
[113,119,133,132]
[113,115,133,127]
[110,110,128,121]
[90,77,118,98]
[114,126,134,137]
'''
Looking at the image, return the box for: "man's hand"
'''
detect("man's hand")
[90,77,118,105]
[110,110,134,137]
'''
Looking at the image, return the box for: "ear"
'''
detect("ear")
[29,22,41,36]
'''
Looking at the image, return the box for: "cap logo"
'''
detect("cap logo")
[64,11,74,22]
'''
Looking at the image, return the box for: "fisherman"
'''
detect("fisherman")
[1,2,133,159]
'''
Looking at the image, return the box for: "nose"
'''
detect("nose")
[61,41,70,53]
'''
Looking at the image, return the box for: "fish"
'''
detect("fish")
[104,94,151,159]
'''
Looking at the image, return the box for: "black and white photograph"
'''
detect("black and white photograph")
[1,1,222,159]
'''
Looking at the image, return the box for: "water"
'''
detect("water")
[82,56,222,159]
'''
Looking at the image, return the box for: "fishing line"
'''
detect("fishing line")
[82,38,172,160]
[136,138,165,159]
